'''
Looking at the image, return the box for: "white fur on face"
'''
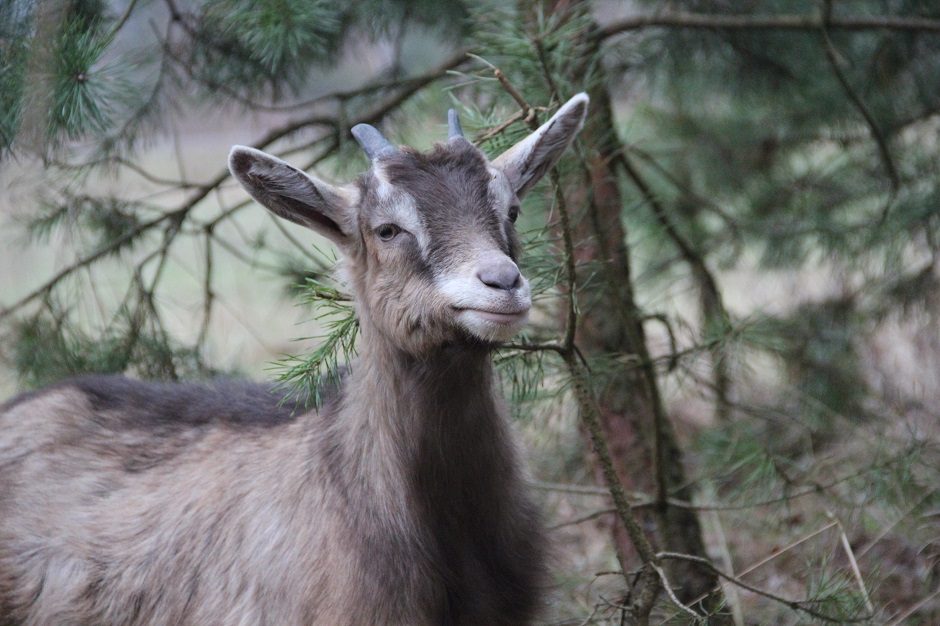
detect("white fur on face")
[372,166,429,257]
[436,243,531,343]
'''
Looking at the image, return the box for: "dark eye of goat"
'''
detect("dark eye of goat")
[375,223,401,241]
[508,205,520,223]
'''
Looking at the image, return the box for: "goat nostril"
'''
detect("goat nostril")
[477,262,522,291]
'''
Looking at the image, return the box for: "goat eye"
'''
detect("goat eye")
[375,223,401,241]
[508,205,520,224]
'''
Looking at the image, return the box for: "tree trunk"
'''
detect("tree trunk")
[561,22,730,618]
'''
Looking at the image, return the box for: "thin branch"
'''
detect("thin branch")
[196,226,214,353]
[623,143,741,237]
[105,0,141,42]
[651,562,703,623]
[856,486,939,559]
[819,3,899,209]
[826,511,874,616]
[599,12,940,40]
[106,156,200,188]
[472,108,549,144]
[640,313,679,372]
[489,64,662,619]
[656,552,874,623]
[614,153,726,323]
[209,234,297,274]
[1,60,450,319]
[614,151,732,421]
[529,480,611,496]
[502,341,568,356]
[218,51,470,113]
[885,586,940,626]
[549,507,616,530]
[0,209,177,321]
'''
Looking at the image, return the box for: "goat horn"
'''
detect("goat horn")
[447,109,464,140]
[350,124,398,160]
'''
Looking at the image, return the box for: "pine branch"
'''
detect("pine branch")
[656,551,874,623]
[488,64,664,622]
[1,56,460,320]
[598,12,940,40]
[614,151,732,421]
[818,4,900,221]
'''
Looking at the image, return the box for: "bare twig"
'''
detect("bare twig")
[673,521,842,618]
[529,480,611,496]
[488,64,663,621]
[104,0,140,42]
[819,1,899,220]
[657,551,874,623]
[856,487,939,559]
[885,586,940,626]
[1,60,452,319]
[640,313,679,372]
[196,226,214,353]
[826,511,874,615]
[651,562,703,622]
[549,507,616,530]
[614,151,732,422]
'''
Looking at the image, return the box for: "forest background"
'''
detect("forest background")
[2,0,939,623]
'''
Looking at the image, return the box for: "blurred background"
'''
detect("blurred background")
[2,0,939,623]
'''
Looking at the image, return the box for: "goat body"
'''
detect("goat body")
[0,94,589,625]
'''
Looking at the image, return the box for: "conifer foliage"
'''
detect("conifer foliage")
[3,1,940,623]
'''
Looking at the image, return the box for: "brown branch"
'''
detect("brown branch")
[614,151,732,421]
[501,341,568,356]
[819,4,900,220]
[651,562,704,622]
[105,0,141,42]
[640,313,679,372]
[489,64,663,621]
[549,507,616,530]
[623,144,741,237]
[614,153,726,325]
[598,12,940,40]
[657,552,875,623]
[208,234,286,274]
[1,58,453,320]
[0,209,177,321]
[529,480,611,496]
[196,226,214,353]
[886,586,940,626]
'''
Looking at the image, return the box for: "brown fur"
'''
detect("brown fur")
[0,95,589,625]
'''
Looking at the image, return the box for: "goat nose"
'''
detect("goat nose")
[477,259,522,291]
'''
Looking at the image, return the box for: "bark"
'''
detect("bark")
[576,76,730,619]
[550,11,731,618]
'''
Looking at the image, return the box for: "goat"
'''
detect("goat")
[0,93,589,625]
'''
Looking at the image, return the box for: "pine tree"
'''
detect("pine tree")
[3,1,940,623]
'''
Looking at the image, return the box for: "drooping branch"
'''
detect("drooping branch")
[485,59,678,624]
[818,3,900,218]
[0,56,462,321]
[614,151,732,421]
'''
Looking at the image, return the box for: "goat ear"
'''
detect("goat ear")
[492,93,589,198]
[228,146,356,247]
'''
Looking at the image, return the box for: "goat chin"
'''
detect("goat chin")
[455,307,530,343]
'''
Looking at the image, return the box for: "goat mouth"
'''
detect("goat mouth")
[456,307,530,325]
